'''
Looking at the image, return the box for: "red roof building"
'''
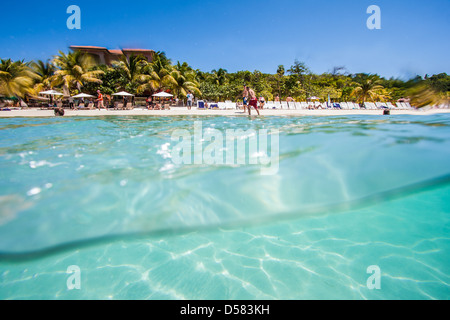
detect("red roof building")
[70,46,155,65]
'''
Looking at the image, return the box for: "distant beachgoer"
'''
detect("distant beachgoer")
[69,96,74,109]
[259,96,265,109]
[242,85,249,112]
[186,92,194,110]
[146,96,153,110]
[247,86,260,116]
[96,90,105,110]
[275,95,280,102]
[54,107,64,117]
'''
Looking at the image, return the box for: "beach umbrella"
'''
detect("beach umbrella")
[39,90,63,96]
[152,92,173,98]
[153,92,174,105]
[39,90,63,105]
[112,91,134,106]
[72,93,95,98]
[112,91,134,97]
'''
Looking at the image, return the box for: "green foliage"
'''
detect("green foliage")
[2,50,449,109]
[0,59,36,98]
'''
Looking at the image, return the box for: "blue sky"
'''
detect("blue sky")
[1,0,449,78]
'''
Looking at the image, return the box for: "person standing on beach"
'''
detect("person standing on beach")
[242,85,249,112]
[186,92,194,110]
[69,96,74,109]
[246,86,260,116]
[96,90,106,110]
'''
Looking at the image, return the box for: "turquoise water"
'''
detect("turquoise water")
[0,115,449,299]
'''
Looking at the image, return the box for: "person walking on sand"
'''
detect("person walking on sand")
[246,86,260,116]
[96,90,106,110]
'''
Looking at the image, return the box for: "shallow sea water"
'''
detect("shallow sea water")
[0,115,449,299]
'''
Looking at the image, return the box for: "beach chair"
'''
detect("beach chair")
[404,102,414,109]
[223,100,232,110]
[280,101,288,109]
[386,102,395,109]
[339,102,348,109]
[396,102,404,110]
[376,102,387,109]
[364,102,371,109]
[197,100,205,109]
[315,103,324,109]
[265,101,275,109]
[209,102,219,109]
[273,101,281,109]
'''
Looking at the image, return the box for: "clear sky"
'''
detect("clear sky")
[1,0,449,79]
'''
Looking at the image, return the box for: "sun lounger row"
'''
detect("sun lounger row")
[196,100,417,110]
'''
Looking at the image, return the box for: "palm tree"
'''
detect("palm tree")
[276,65,285,97]
[29,60,55,95]
[52,51,104,95]
[211,68,228,86]
[113,54,149,94]
[351,74,384,103]
[169,70,201,99]
[0,59,36,98]
[140,52,177,93]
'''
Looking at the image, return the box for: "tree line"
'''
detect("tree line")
[1,50,449,108]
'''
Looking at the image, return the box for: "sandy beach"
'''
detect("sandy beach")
[1,107,449,118]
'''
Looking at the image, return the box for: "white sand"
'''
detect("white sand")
[1,107,449,118]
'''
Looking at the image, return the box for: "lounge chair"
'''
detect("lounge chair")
[403,102,413,110]
[366,102,376,110]
[376,102,387,109]
[280,101,288,109]
[386,102,395,109]
[287,101,295,109]
[265,101,275,109]
[197,100,205,109]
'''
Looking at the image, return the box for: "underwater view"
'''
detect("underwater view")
[0,115,449,300]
